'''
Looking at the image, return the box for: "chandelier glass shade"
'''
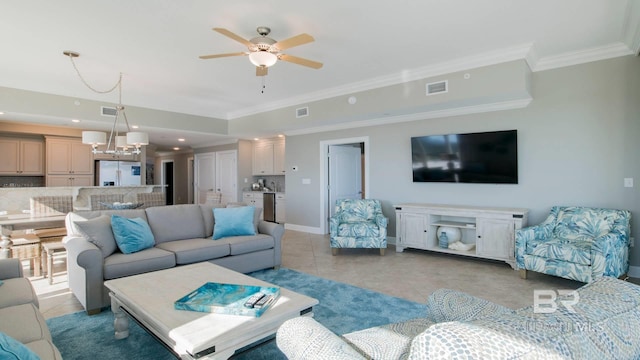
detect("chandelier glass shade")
[64,51,149,156]
[249,51,278,67]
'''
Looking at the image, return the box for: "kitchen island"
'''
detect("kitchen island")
[0,185,165,213]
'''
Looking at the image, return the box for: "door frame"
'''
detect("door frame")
[161,159,175,205]
[187,156,194,204]
[319,136,369,234]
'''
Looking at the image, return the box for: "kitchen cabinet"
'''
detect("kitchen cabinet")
[242,192,264,220]
[252,138,285,175]
[46,137,94,175]
[0,137,44,175]
[394,203,528,269]
[273,141,286,175]
[46,175,94,187]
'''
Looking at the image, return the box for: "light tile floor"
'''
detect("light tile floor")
[24,230,635,319]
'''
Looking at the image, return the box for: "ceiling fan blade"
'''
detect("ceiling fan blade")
[256,66,268,76]
[273,33,314,51]
[213,28,253,47]
[199,52,247,60]
[279,54,323,69]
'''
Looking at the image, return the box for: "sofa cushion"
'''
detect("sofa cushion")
[213,207,256,240]
[0,303,51,344]
[0,332,40,360]
[103,248,176,280]
[0,278,39,309]
[228,234,275,255]
[145,204,206,244]
[156,238,231,265]
[24,339,62,360]
[67,209,147,236]
[343,318,433,360]
[111,215,155,254]
[74,215,117,258]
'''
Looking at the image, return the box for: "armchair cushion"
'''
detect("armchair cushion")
[554,207,614,241]
[343,318,433,360]
[529,239,592,265]
[338,222,381,237]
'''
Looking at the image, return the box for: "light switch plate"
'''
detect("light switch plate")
[624,178,633,188]
[302,178,311,185]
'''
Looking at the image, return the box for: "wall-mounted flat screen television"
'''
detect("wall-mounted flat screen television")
[411,130,518,184]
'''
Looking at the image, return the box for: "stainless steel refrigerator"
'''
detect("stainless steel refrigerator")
[95,160,142,186]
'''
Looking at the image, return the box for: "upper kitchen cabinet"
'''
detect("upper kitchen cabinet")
[45,137,94,175]
[253,138,285,175]
[0,136,44,175]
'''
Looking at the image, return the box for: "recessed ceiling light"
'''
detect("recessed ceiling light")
[178,138,185,142]
[0,112,4,115]
[173,147,180,151]
[277,134,284,138]
[254,138,259,141]
[71,119,80,123]
[131,125,139,129]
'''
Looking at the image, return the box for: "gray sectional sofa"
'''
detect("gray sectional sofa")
[0,258,62,359]
[64,204,284,314]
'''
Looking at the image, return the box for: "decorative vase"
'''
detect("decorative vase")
[437,226,462,248]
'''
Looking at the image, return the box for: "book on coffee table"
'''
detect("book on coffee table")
[174,282,280,317]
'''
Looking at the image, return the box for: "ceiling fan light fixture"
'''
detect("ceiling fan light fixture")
[249,51,277,67]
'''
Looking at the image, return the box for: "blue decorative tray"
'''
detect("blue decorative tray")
[174,282,280,317]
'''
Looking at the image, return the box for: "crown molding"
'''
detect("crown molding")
[227,44,534,120]
[532,42,634,72]
[190,137,239,149]
[284,98,532,136]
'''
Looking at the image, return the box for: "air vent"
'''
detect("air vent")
[426,80,448,96]
[101,106,117,117]
[296,106,309,118]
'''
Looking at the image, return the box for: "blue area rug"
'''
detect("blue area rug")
[47,268,427,360]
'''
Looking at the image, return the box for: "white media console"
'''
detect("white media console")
[394,203,529,269]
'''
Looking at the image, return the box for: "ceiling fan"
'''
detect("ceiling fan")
[199,26,323,76]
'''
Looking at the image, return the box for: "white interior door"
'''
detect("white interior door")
[194,152,215,205]
[328,144,362,217]
[215,150,237,205]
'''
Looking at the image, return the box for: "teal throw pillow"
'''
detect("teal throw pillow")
[111,215,155,254]
[0,332,40,360]
[213,206,256,240]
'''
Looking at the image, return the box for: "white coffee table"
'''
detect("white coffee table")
[104,262,318,359]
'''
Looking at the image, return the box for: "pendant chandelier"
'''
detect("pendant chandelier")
[64,51,148,155]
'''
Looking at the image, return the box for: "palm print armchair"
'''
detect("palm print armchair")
[516,206,631,283]
[330,199,388,256]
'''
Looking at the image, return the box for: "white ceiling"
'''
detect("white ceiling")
[0,0,638,151]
